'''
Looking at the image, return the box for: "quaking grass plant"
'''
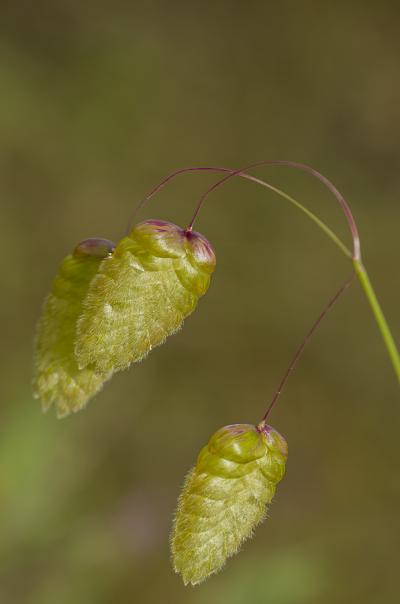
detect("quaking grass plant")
[33,160,400,585]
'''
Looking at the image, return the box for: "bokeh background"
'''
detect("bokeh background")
[1,2,399,603]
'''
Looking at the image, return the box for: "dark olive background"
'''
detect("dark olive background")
[1,2,399,603]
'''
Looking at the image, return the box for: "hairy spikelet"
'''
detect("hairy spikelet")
[75,220,216,374]
[33,221,215,416]
[171,423,288,585]
[33,238,115,417]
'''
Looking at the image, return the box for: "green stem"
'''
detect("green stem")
[261,187,400,384]
[353,260,400,382]
[268,188,400,385]
[253,179,352,259]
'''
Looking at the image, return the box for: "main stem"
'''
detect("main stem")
[353,260,400,380]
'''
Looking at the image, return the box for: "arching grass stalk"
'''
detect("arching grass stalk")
[186,160,361,260]
[138,162,400,384]
[135,166,352,259]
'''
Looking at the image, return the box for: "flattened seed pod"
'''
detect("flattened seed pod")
[171,423,288,586]
[75,220,216,374]
[33,238,115,417]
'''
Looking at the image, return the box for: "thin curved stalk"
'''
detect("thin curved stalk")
[259,273,356,424]
[134,166,352,259]
[240,175,352,259]
[186,160,361,261]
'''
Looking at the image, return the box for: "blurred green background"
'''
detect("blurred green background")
[1,2,399,603]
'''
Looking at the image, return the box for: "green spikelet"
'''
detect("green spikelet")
[171,423,288,586]
[75,220,216,374]
[33,238,115,417]
[33,220,215,416]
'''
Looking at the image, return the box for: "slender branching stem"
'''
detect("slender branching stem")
[136,162,400,384]
[134,166,351,258]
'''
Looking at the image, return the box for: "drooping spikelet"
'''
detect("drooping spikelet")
[33,238,115,417]
[33,220,216,416]
[75,220,216,374]
[171,423,288,585]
